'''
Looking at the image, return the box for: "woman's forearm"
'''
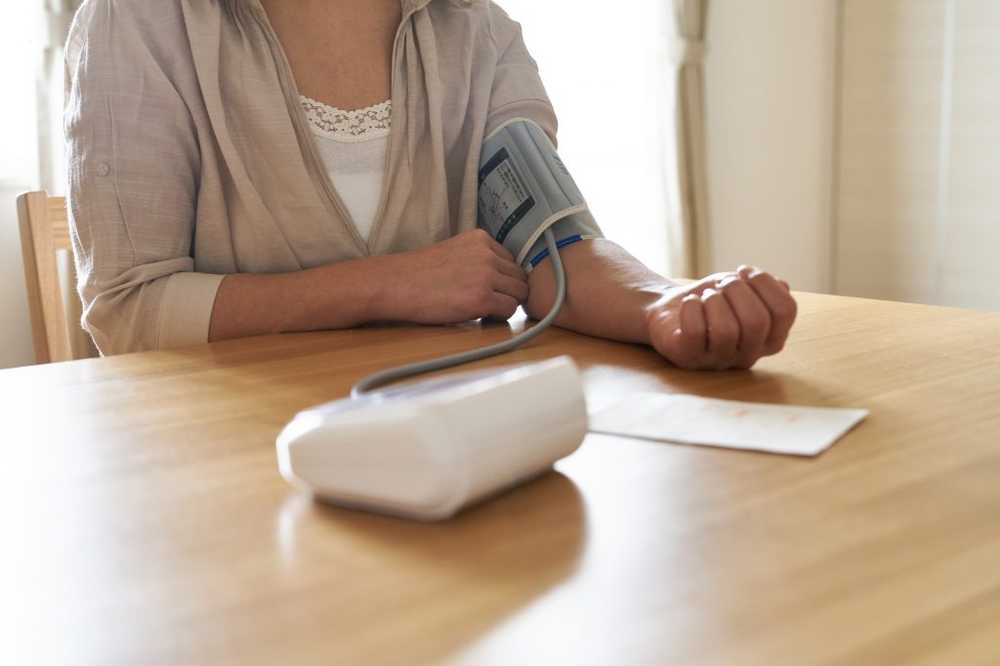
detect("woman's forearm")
[525,239,800,371]
[524,239,678,344]
[208,255,399,342]
[208,229,532,343]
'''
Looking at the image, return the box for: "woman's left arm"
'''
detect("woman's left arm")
[485,4,797,369]
[525,239,798,371]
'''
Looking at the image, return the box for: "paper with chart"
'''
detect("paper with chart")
[588,393,869,457]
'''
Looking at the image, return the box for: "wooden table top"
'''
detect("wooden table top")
[5,292,1000,665]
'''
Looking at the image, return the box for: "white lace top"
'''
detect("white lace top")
[300,95,392,241]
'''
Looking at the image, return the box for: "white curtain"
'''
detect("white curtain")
[38,0,81,195]
[667,0,711,278]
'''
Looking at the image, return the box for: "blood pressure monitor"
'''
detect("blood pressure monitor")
[277,356,587,521]
[277,119,600,520]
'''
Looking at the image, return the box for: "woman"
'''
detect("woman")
[65,0,796,370]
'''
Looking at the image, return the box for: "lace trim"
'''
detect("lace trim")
[300,95,392,142]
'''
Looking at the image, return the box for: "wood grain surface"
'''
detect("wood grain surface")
[4,292,1000,665]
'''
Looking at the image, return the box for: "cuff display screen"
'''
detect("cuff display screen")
[478,147,536,244]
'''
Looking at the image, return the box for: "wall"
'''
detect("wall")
[835,0,1000,310]
[705,0,840,292]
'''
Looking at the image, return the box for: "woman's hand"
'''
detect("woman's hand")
[379,229,529,324]
[645,266,797,370]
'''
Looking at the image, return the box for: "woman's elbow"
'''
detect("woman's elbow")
[80,282,165,356]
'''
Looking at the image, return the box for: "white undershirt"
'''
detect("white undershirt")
[300,95,391,242]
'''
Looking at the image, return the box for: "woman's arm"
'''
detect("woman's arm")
[66,1,227,355]
[209,230,528,341]
[484,6,797,370]
[525,239,798,370]
[69,0,531,353]
[524,239,669,344]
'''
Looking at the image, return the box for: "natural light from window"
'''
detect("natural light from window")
[0,5,40,186]
[499,0,673,274]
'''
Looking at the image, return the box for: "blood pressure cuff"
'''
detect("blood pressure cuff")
[477,119,603,271]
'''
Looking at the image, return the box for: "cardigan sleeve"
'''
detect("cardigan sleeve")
[484,3,560,146]
[64,0,223,356]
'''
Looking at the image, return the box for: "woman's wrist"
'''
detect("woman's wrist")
[290,255,398,329]
[209,251,419,343]
[349,252,413,323]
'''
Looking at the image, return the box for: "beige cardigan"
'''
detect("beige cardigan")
[65,0,558,355]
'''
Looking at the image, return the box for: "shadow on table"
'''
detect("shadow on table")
[583,358,858,412]
[659,368,863,407]
[277,470,586,662]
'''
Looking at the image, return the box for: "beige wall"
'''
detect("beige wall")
[835,0,1000,310]
[705,0,840,293]
[707,0,1000,309]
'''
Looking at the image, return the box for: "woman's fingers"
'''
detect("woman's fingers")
[719,276,772,369]
[492,254,528,283]
[701,288,740,369]
[745,270,798,355]
[486,292,520,320]
[679,294,707,347]
[481,230,516,263]
[649,266,797,371]
[646,294,707,369]
[684,271,740,298]
[673,294,708,367]
[492,271,529,303]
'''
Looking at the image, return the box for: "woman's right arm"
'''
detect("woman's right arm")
[208,229,529,341]
[66,2,225,355]
[68,2,527,354]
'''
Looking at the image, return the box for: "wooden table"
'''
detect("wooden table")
[5,293,1000,665]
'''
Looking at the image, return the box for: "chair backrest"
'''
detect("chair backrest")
[16,191,97,364]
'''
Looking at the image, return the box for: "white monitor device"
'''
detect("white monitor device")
[277,355,588,521]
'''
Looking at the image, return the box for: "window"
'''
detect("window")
[0,4,41,187]
[500,1,672,274]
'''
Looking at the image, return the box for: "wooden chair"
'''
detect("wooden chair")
[16,191,98,363]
